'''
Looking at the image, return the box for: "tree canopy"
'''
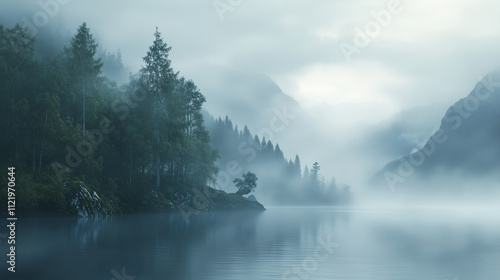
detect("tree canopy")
[233,171,258,195]
[0,23,220,214]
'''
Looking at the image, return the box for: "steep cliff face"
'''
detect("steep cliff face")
[373,70,500,193]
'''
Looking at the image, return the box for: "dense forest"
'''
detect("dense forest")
[0,23,222,214]
[0,23,349,216]
[205,115,352,205]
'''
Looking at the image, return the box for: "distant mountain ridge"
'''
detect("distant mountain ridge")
[372,70,500,193]
[196,64,301,134]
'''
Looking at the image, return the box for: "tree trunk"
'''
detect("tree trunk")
[129,145,133,185]
[15,125,19,162]
[155,95,160,190]
[82,76,86,145]
[32,141,36,174]
[38,111,48,174]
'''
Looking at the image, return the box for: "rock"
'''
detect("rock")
[245,195,257,202]
[236,188,251,196]
[65,182,110,217]
[169,189,216,212]
[169,188,265,213]
[211,191,265,211]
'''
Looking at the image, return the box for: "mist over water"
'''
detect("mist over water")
[3,207,498,280]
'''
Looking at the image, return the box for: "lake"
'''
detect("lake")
[3,206,500,280]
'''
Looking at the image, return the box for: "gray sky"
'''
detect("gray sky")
[54,0,500,122]
[3,0,500,187]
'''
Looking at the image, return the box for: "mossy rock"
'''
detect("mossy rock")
[210,190,265,211]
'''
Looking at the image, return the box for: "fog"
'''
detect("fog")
[12,207,500,279]
[2,0,500,202]
[3,3,500,280]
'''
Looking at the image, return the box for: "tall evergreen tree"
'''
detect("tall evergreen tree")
[65,23,102,145]
[253,135,261,151]
[266,140,274,154]
[311,162,321,183]
[303,165,310,182]
[261,137,267,149]
[243,125,252,141]
[0,24,36,165]
[178,78,206,140]
[141,27,178,189]
[275,144,284,162]
[294,155,301,178]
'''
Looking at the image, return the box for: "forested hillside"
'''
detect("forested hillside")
[204,115,352,205]
[0,23,223,214]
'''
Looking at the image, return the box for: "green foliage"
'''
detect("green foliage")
[2,174,67,215]
[141,190,171,212]
[65,22,104,146]
[35,180,66,213]
[0,23,220,215]
[15,174,40,212]
[233,171,258,195]
[65,22,102,77]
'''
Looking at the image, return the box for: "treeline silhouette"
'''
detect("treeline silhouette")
[205,115,352,205]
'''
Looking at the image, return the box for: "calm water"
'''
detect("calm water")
[2,207,500,280]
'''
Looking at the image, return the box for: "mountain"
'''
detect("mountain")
[193,64,301,134]
[361,104,446,161]
[372,70,500,194]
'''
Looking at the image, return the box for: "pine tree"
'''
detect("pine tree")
[303,165,310,181]
[141,27,178,190]
[266,140,274,153]
[0,24,36,165]
[294,155,301,178]
[261,137,267,148]
[178,77,206,140]
[275,144,284,162]
[311,162,320,182]
[65,23,103,145]
[243,125,252,141]
[253,135,261,151]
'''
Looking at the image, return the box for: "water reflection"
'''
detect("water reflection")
[4,207,500,280]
